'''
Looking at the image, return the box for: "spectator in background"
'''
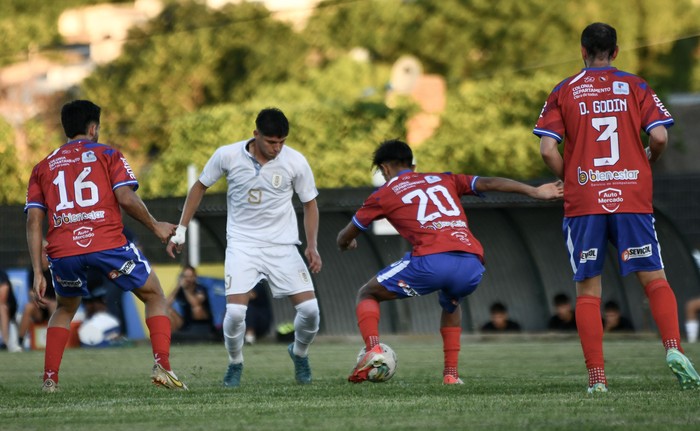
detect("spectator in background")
[685,297,700,343]
[78,287,124,347]
[481,302,522,333]
[603,300,635,333]
[167,265,215,340]
[18,239,57,350]
[244,280,273,345]
[0,267,19,352]
[548,293,577,332]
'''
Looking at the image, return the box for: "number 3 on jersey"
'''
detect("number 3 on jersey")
[53,167,99,211]
[402,185,461,225]
[592,116,619,167]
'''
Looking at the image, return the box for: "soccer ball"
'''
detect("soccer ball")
[356,343,398,382]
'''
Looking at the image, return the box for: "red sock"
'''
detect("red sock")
[146,315,172,371]
[356,299,380,350]
[44,327,70,383]
[441,327,461,377]
[576,295,606,384]
[645,279,683,352]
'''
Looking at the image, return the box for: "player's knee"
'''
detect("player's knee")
[225,303,247,324]
[294,298,320,330]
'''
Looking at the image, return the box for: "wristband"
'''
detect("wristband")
[170,225,187,245]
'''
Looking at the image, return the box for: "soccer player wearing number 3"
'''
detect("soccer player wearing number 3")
[535,22,700,393]
[166,108,321,387]
[25,100,187,392]
[337,139,563,384]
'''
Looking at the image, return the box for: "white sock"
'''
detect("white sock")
[686,320,699,343]
[292,299,320,357]
[223,304,247,363]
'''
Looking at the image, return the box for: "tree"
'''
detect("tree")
[80,1,308,169]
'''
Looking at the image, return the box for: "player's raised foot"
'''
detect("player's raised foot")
[223,363,243,388]
[443,375,464,385]
[348,344,384,383]
[288,343,312,384]
[587,383,608,394]
[666,348,700,390]
[151,364,188,390]
[42,379,59,393]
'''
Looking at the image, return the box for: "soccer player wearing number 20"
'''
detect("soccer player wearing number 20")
[535,23,700,393]
[25,100,187,392]
[337,139,563,384]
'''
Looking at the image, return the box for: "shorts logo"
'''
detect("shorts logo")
[110,260,135,279]
[580,248,598,263]
[598,188,623,213]
[622,244,652,261]
[398,280,418,297]
[271,173,283,189]
[299,269,310,284]
[73,226,95,248]
[56,275,82,288]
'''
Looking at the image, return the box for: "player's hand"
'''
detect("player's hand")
[532,180,564,200]
[166,224,187,258]
[339,238,358,252]
[32,273,47,307]
[154,221,178,244]
[305,247,322,273]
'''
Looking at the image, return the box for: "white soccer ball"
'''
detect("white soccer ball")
[356,343,398,382]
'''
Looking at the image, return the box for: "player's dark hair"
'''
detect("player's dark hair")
[581,22,617,60]
[61,100,101,139]
[372,139,413,169]
[255,107,289,137]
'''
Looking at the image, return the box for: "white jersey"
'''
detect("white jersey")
[199,139,318,247]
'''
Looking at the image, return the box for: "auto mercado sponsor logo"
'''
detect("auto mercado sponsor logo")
[598,188,623,213]
[73,226,95,248]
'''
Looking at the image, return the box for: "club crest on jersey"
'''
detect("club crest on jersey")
[598,188,623,213]
[613,81,629,95]
[82,151,97,163]
[425,175,442,184]
[72,226,95,248]
[271,173,283,189]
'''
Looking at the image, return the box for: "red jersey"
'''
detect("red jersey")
[352,171,484,259]
[25,139,138,258]
[533,67,673,216]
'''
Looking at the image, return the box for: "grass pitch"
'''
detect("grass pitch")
[1,335,699,431]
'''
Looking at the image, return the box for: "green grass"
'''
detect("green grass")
[2,336,700,431]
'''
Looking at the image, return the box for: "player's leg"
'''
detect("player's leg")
[42,293,81,391]
[564,215,609,393]
[286,291,319,384]
[356,277,397,351]
[222,293,249,387]
[438,252,485,385]
[440,305,463,385]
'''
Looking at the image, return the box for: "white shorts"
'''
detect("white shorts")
[224,244,315,298]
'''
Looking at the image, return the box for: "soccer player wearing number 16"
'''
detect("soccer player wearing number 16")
[25,100,187,392]
[535,22,700,393]
[337,139,563,384]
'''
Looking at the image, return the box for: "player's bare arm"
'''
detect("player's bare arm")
[337,222,360,252]
[166,181,209,258]
[475,177,563,200]
[114,186,176,243]
[26,207,48,306]
[646,126,668,163]
[302,199,322,273]
[539,136,564,180]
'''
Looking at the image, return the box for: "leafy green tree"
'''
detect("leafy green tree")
[414,71,559,180]
[80,1,308,167]
[0,119,25,204]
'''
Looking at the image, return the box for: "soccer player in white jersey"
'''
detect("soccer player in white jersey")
[166,107,321,387]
